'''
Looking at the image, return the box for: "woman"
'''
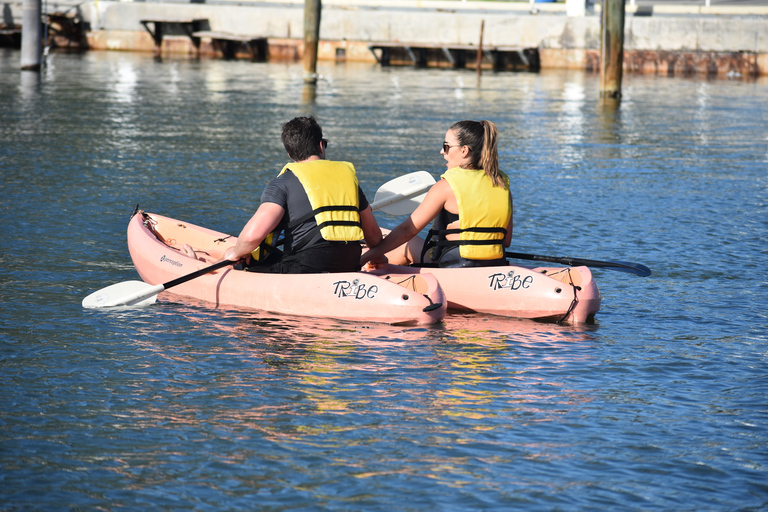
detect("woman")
[361,119,513,268]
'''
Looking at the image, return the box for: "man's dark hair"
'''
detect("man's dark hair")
[281,116,324,162]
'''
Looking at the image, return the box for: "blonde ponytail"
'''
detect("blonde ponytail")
[450,119,505,188]
[479,120,503,188]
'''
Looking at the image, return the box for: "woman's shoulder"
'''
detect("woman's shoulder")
[432,177,454,193]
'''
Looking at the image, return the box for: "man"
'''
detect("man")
[224,116,382,273]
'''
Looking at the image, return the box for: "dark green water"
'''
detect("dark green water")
[1,49,767,510]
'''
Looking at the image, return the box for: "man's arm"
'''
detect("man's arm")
[224,202,285,261]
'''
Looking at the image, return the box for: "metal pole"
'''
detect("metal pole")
[21,0,42,71]
[303,0,321,84]
[600,0,625,100]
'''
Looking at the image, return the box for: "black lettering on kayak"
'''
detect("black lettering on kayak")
[333,280,352,297]
[488,271,533,292]
[332,279,379,300]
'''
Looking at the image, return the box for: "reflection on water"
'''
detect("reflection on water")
[2,50,767,510]
[19,70,40,97]
[131,297,602,429]
[110,58,139,104]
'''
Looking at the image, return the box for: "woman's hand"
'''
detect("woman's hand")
[361,255,388,271]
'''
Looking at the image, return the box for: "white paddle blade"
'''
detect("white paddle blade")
[82,281,164,308]
[371,171,436,216]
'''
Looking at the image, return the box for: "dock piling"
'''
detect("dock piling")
[476,20,484,76]
[600,0,625,100]
[20,0,42,71]
[303,0,321,84]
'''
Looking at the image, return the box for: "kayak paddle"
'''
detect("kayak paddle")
[506,251,651,277]
[371,171,436,215]
[82,259,232,308]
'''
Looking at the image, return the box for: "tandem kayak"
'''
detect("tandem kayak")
[126,211,447,325]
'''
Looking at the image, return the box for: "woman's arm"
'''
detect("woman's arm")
[361,180,450,266]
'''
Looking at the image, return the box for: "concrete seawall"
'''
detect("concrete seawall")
[6,0,768,76]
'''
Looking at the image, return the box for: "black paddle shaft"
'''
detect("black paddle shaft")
[505,251,651,277]
[162,260,233,290]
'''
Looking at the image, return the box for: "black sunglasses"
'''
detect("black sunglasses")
[442,142,462,153]
[321,138,328,149]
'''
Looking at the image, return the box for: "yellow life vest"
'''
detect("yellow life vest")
[440,166,511,260]
[279,160,364,242]
[250,160,364,261]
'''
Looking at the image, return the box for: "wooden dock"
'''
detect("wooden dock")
[369,42,539,72]
[140,18,209,56]
[0,26,21,48]
[46,12,87,50]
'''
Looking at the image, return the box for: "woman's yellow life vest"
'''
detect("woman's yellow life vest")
[279,160,364,242]
[441,166,511,260]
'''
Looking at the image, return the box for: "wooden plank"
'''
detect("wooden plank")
[139,18,205,25]
[192,31,265,43]
[369,42,525,52]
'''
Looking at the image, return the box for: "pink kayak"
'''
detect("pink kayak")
[126,211,447,325]
[366,261,601,324]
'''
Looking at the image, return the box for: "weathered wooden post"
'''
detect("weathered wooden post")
[20,0,42,71]
[303,0,321,84]
[600,0,625,100]
[476,20,484,77]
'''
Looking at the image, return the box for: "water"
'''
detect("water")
[1,49,767,510]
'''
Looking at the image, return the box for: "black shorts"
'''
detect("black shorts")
[243,242,363,274]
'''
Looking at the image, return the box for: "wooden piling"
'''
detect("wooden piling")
[303,0,321,84]
[476,20,484,77]
[600,0,625,99]
[20,0,42,71]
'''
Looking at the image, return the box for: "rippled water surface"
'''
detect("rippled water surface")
[2,50,767,510]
